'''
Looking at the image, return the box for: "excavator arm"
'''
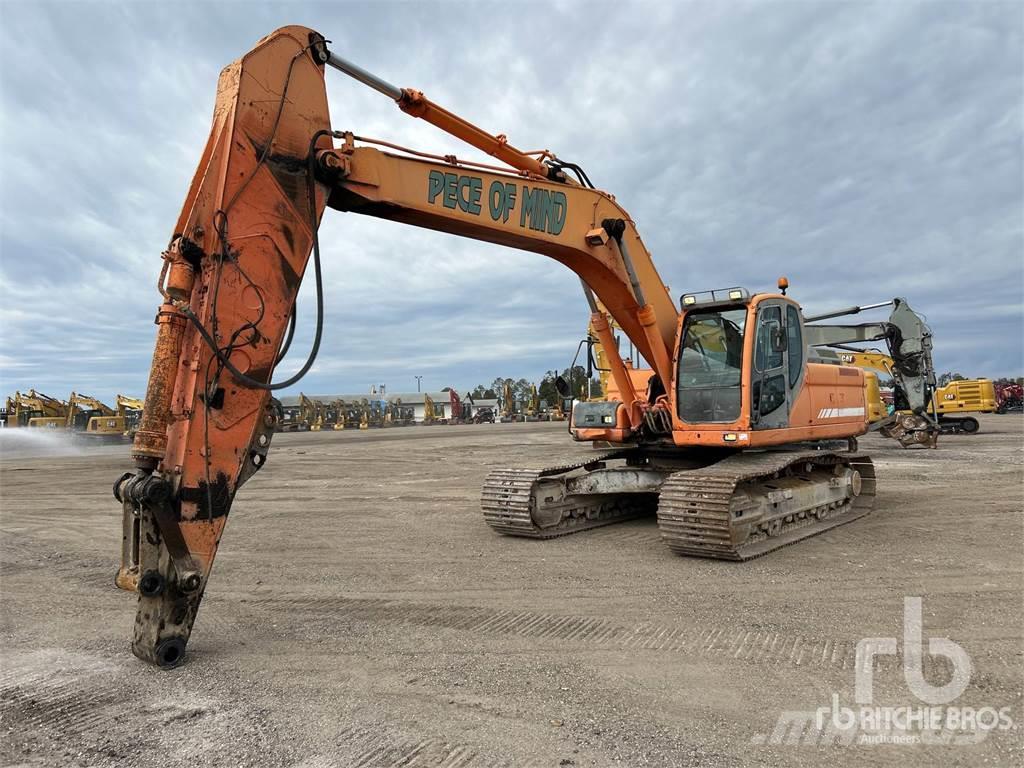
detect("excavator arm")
[116,395,145,417]
[116,26,680,666]
[804,298,939,447]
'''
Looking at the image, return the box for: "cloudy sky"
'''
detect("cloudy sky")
[1,1,1020,405]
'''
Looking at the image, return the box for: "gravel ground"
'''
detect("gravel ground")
[1,416,1021,767]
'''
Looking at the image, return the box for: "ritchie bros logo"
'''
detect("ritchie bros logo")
[753,597,1016,747]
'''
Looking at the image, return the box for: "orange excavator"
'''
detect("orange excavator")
[115,27,879,667]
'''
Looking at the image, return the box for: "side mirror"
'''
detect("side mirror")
[554,375,571,398]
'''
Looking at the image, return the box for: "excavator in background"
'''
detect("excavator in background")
[929,379,996,432]
[364,387,389,427]
[586,302,655,403]
[447,390,465,424]
[66,393,115,431]
[316,399,340,429]
[83,394,145,441]
[335,399,363,429]
[547,400,567,421]
[389,399,415,426]
[115,26,886,666]
[299,393,324,431]
[26,391,70,429]
[422,394,438,425]
[499,381,518,422]
[523,385,541,421]
[803,298,939,448]
[822,348,995,434]
[327,399,347,429]
[3,390,67,428]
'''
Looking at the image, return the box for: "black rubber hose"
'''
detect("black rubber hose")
[275,303,296,365]
[183,131,331,391]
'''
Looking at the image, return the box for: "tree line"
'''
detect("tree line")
[468,367,603,405]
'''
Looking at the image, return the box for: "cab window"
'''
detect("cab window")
[753,305,786,418]
[754,306,783,371]
[676,307,746,423]
[786,305,802,386]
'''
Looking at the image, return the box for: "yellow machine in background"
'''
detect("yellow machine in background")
[587,303,655,403]
[298,393,324,431]
[423,394,437,425]
[5,390,67,428]
[26,390,72,429]
[548,401,567,421]
[499,382,517,423]
[330,399,345,430]
[4,391,141,439]
[524,384,540,421]
[83,395,144,440]
[63,392,115,433]
[933,379,997,422]
[863,371,887,423]
[829,348,991,434]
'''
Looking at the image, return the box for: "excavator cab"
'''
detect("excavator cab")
[676,291,808,433]
[676,290,802,433]
[573,289,832,446]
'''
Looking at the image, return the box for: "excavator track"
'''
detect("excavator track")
[657,451,876,561]
[482,450,658,538]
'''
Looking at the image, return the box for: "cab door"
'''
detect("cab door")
[751,300,803,429]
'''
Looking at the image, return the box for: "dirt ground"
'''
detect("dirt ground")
[1,416,1021,767]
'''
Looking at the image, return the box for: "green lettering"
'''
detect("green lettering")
[443,172,458,209]
[533,189,552,231]
[427,170,444,204]
[488,180,504,220]
[519,186,535,228]
[503,183,516,222]
[468,176,482,214]
[456,175,482,214]
[548,191,567,235]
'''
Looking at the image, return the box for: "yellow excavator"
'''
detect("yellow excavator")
[62,393,115,432]
[523,384,541,421]
[422,393,438,425]
[823,348,993,434]
[499,381,519,422]
[113,27,919,666]
[4,390,67,428]
[83,394,145,440]
[548,400,567,421]
[337,399,364,430]
[329,399,345,429]
[298,393,323,431]
[586,302,654,403]
[24,391,69,429]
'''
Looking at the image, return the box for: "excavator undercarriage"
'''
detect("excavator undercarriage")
[482,447,874,560]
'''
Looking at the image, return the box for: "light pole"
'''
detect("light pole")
[415,375,423,392]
